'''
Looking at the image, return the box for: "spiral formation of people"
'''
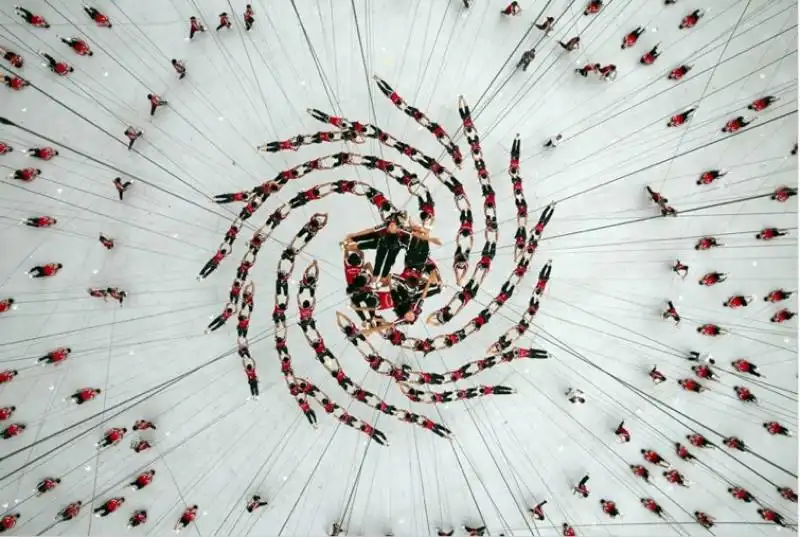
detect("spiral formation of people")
[0,0,796,535]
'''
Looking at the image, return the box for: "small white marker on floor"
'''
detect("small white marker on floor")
[85,465,91,471]
[104,72,109,77]
[21,108,26,113]
[129,350,135,356]
[56,188,63,194]
[92,269,99,275]
[759,73,766,79]
[218,117,224,121]
[172,233,179,238]
[202,511,208,516]
[48,385,54,391]
[14,499,19,504]
[785,338,790,344]
[282,476,288,481]
[678,296,683,301]
[558,445,564,452]
[651,27,658,33]
[299,81,306,87]
[165,431,171,437]
[752,261,758,267]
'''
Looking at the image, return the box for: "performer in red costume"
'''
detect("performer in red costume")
[36,477,61,495]
[69,387,101,405]
[61,37,93,56]
[12,168,41,181]
[97,427,127,448]
[615,421,630,442]
[641,449,669,467]
[93,497,125,517]
[175,505,199,532]
[27,147,58,160]
[630,464,650,482]
[25,216,57,228]
[56,501,82,522]
[621,27,644,49]
[680,9,704,29]
[189,17,206,39]
[640,44,661,65]
[40,53,74,76]
[641,498,663,517]
[128,470,156,490]
[696,323,726,336]
[668,108,696,127]
[15,7,50,28]
[84,6,112,27]
[748,96,777,111]
[763,421,791,436]
[29,263,63,278]
[128,510,147,528]
[664,469,689,486]
[0,513,20,532]
[757,227,789,241]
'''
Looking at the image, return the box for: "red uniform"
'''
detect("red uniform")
[53,62,71,76]
[92,12,111,27]
[104,428,125,443]
[668,66,690,80]
[695,237,719,250]
[771,309,794,323]
[688,434,709,447]
[631,465,649,479]
[0,515,17,531]
[62,503,81,519]
[697,324,722,336]
[77,388,98,402]
[33,216,57,227]
[693,366,713,379]
[7,77,27,90]
[622,31,640,48]
[3,423,24,437]
[134,472,153,488]
[773,187,795,202]
[0,370,16,384]
[103,498,123,512]
[725,295,748,308]
[765,289,791,303]
[39,264,60,277]
[48,348,70,363]
[642,450,663,464]
[642,498,661,514]
[750,97,775,111]
[0,142,11,154]
[69,39,92,56]
[0,300,13,313]
[679,378,703,392]
[664,470,684,484]
[0,407,14,420]
[26,14,48,27]
[32,147,56,160]
[765,421,789,435]
[585,0,602,14]
[16,168,39,181]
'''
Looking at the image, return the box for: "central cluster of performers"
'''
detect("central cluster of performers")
[342,210,442,332]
